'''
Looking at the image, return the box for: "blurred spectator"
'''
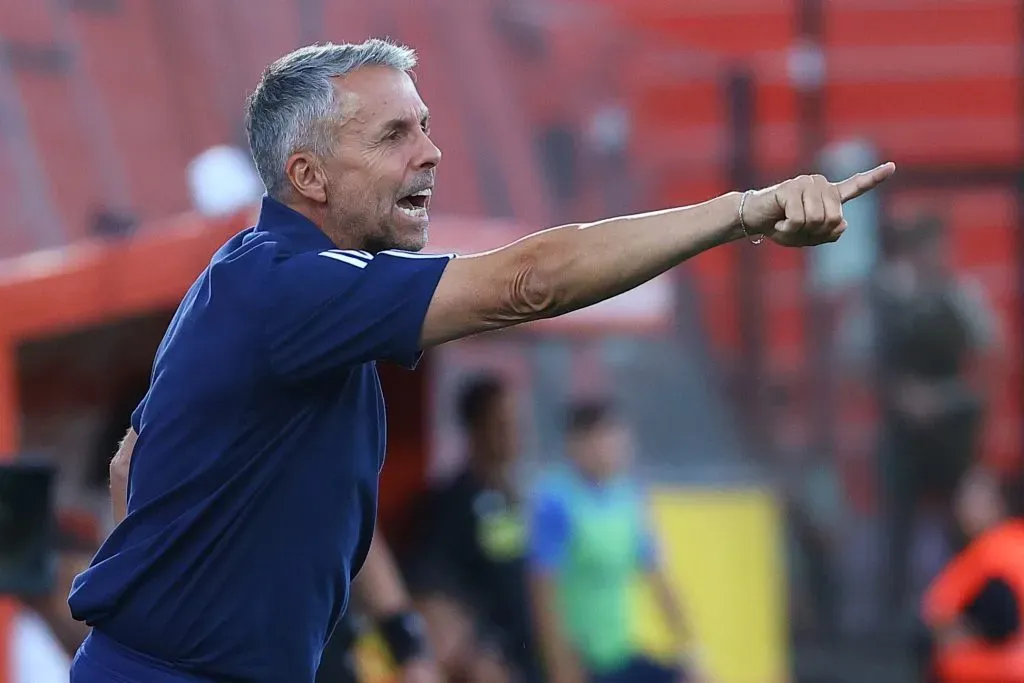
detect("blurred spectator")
[317,533,440,683]
[919,468,1024,682]
[187,145,265,217]
[527,399,704,683]
[837,215,1001,619]
[405,374,532,683]
[316,610,362,683]
[491,0,548,60]
[10,517,96,683]
[89,209,137,239]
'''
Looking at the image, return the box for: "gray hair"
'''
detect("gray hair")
[245,39,417,197]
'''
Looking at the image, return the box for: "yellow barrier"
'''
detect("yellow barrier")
[634,487,789,683]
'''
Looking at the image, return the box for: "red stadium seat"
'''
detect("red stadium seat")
[69,0,191,222]
[823,0,1021,165]
[0,0,99,251]
[0,0,548,258]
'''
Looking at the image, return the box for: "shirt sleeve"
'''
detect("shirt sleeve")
[130,394,148,433]
[528,491,573,572]
[923,538,995,626]
[262,249,453,381]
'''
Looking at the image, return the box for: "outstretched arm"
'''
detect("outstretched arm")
[421,165,895,347]
[530,569,585,683]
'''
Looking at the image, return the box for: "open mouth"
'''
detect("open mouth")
[396,189,431,218]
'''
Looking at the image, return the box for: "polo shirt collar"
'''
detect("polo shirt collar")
[257,195,336,253]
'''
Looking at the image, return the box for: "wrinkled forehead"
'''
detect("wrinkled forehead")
[331,66,427,129]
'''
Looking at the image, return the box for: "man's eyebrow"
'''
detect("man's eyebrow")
[379,110,431,134]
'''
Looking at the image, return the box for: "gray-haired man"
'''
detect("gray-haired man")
[68,38,894,683]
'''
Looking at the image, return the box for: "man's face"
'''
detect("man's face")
[570,422,632,482]
[318,66,441,252]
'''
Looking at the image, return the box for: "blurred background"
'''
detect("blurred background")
[0,0,1021,682]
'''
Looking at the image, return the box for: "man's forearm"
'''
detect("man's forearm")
[529,571,584,683]
[352,531,433,669]
[426,166,892,346]
[352,531,411,617]
[422,193,745,346]
[525,194,744,318]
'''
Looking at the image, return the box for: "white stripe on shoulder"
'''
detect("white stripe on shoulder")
[380,250,457,260]
[318,251,369,268]
[325,249,374,262]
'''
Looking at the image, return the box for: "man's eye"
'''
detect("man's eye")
[385,129,403,141]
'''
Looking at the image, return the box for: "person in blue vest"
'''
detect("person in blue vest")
[528,399,706,683]
[65,37,893,683]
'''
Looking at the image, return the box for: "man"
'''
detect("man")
[837,215,999,617]
[315,533,436,683]
[407,374,537,681]
[529,400,704,683]
[66,38,893,683]
[919,468,1024,682]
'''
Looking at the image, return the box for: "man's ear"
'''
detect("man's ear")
[286,152,327,204]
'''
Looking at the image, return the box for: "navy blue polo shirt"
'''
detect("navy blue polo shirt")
[68,197,453,682]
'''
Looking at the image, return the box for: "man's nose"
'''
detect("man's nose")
[417,135,441,170]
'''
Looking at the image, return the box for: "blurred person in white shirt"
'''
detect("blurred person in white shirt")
[10,518,96,683]
[837,215,1002,620]
[187,145,265,217]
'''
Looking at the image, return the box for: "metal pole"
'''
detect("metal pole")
[0,337,19,457]
[726,67,765,450]
[1016,0,1024,506]
[795,0,834,462]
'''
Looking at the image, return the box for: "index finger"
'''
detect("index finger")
[835,162,897,202]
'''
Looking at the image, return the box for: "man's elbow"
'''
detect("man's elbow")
[422,237,567,346]
[506,242,561,322]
